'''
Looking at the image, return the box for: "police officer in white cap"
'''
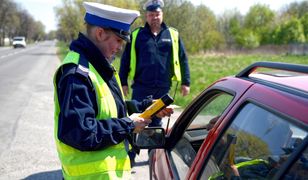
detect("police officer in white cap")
[53,2,173,179]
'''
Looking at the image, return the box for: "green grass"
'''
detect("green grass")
[56,43,308,109]
[170,54,308,108]
[56,41,70,60]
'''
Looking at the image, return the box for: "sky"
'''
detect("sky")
[14,0,304,33]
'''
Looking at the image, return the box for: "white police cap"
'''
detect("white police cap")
[83,2,140,42]
[143,0,164,11]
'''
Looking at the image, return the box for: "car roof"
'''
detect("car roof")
[236,61,308,94]
[250,72,308,92]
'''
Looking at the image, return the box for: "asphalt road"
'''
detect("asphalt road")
[0,42,181,179]
[0,41,62,179]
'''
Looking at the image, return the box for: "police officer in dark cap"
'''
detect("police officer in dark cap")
[119,0,190,165]
[120,0,190,127]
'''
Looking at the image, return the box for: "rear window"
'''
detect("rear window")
[13,37,25,41]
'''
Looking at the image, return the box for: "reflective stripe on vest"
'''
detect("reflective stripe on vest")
[129,27,181,81]
[208,159,269,179]
[53,51,131,179]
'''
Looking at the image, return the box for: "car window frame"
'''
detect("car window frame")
[277,137,308,179]
[166,88,236,149]
[165,89,236,179]
[197,99,308,179]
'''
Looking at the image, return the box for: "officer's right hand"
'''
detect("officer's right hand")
[129,113,152,133]
[122,85,129,97]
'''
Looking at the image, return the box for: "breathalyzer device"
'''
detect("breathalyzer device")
[139,94,174,119]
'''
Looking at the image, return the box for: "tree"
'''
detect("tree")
[0,0,18,45]
[275,17,305,44]
[164,1,221,52]
[244,4,275,45]
[31,21,45,41]
[282,1,308,18]
[217,9,243,48]
[55,0,142,42]
[300,13,308,42]
[55,0,84,42]
[235,29,260,49]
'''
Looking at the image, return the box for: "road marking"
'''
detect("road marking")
[0,47,34,60]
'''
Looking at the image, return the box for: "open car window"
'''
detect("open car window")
[170,92,234,179]
[200,102,308,179]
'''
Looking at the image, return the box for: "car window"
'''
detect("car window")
[170,92,234,179]
[200,103,307,179]
[188,93,233,130]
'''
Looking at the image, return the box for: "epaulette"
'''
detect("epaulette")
[75,56,90,77]
[76,64,89,77]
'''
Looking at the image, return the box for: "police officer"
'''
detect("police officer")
[119,0,190,127]
[53,2,172,179]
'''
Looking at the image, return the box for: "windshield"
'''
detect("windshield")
[13,37,25,41]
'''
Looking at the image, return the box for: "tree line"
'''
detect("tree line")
[0,0,51,46]
[1,0,307,53]
[55,0,308,53]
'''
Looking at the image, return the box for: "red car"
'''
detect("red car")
[135,62,308,180]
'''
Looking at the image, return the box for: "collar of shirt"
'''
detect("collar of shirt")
[144,22,168,35]
[69,33,114,80]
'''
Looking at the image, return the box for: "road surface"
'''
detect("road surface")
[0,42,61,179]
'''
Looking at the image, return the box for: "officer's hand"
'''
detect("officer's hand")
[181,85,190,96]
[122,85,129,97]
[129,113,152,133]
[156,106,174,118]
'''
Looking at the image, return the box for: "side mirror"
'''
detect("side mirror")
[134,127,165,149]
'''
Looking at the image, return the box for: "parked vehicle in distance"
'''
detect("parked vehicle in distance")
[135,62,308,180]
[12,36,26,48]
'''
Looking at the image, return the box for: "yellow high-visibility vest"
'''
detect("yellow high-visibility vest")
[129,27,181,82]
[54,51,130,179]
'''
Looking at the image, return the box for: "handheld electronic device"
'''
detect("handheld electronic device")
[139,94,174,119]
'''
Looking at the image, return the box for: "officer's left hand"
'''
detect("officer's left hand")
[181,85,190,96]
[129,113,152,133]
[156,106,174,118]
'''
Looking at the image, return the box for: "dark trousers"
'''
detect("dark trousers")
[129,86,169,164]
[132,86,169,127]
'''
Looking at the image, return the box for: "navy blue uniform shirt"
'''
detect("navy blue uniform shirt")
[119,22,190,89]
[55,33,152,151]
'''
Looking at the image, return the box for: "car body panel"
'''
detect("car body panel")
[151,150,174,180]
[150,77,255,179]
[250,73,308,92]
[187,80,308,179]
[146,62,308,180]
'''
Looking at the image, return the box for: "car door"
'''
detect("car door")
[188,84,308,179]
[150,77,254,179]
[196,102,307,179]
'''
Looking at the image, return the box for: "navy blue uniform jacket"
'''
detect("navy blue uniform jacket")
[119,22,190,89]
[55,33,152,151]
